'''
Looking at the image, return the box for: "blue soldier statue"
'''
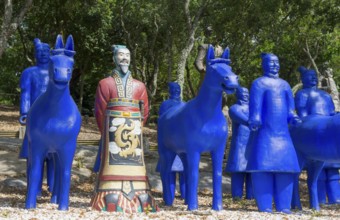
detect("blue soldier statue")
[225,87,253,200]
[247,53,301,213]
[295,66,340,205]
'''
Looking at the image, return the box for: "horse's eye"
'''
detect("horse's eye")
[224,77,229,80]
[54,68,57,74]
[67,69,71,73]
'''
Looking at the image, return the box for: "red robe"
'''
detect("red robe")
[95,75,149,134]
[91,73,157,213]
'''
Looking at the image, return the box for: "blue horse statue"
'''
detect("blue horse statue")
[157,45,239,211]
[291,114,340,210]
[291,67,340,211]
[25,34,81,210]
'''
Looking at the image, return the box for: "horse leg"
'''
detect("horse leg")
[306,161,325,210]
[231,172,245,200]
[25,144,45,209]
[56,140,77,210]
[291,173,302,210]
[46,153,55,193]
[159,149,176,206]
[274,173,294,214]
[245,173,253,200]
[325,168,340,204]
[291,152,305,210]
[179,153,187,201]
[317,169,327,205]
[51,153,60,204]
[186,151,200,210]
[251,172,273,212]
[93,137,102,172]
[211,145,225,211]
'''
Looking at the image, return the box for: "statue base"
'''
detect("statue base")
[90,180,159,213]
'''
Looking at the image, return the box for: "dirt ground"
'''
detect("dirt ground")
[1,104,340,219]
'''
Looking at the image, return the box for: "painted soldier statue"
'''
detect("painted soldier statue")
[247,53,301,213]
[225,87,253,200]
[91,45,158,213]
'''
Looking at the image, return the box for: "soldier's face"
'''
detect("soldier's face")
[35,45,50,64]
[114,48,130,74]
[303,71,318,87]
[263,55,280,75]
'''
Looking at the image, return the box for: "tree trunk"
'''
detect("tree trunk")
[176,0,208,97]
[0,0,33,59]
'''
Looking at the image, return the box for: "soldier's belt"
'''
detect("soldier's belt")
[108,98,140,108]
[106,110,141,118]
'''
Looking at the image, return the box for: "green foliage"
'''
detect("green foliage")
[0,0,339,118]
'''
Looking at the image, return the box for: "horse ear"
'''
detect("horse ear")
[55,34,64,49]
[206,45,215,62]
[221,47,230,60]
[65,35,74,51]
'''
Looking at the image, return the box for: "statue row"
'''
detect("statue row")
[157,50,340,213]
[19,35,340,214]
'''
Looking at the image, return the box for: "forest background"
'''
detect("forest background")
[0,0,339,123]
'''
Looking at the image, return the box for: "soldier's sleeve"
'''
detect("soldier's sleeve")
[249,80,264,124]
[285,82,299,122]
[229,105,248,125]
[95,80,110,134]
[20,69,31,115]
[138,83,149,125]
[294,91,308,118]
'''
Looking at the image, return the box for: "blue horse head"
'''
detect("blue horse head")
[203,46,238,95]
[49,35,75,90]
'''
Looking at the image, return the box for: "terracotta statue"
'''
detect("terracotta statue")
[25,35,81,210]
[158,46,239,210]
[90,45,158,213]
[225,87,253,200]
[19,38,55,194]
[247,53,301,214]
[319,66,340,111]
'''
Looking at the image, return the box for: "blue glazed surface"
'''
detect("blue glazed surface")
[19,38,55,195]
[158,45,239,211]
[247,54,300,173]
[226,87,250,172]
[19,38,50,157]
[291,67,340,210]
[246,53,300,213]
[225,87,253,200]
[25,35,81,210]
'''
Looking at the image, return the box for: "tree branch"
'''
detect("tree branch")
[303,39,320,77]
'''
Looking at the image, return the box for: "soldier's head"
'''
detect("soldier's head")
[261,53,280,77]
[34,38,50,65]
[112,45,130,74]
[168,82,181,100]
[236,87,249,104]
[298,66,318,88]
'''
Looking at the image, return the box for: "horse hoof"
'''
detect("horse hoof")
[212,204,223,211]
[279,209,292,214]
[50,196,58,204]
[187,204,198,211]
[58,205,69,211]
[25,203,36,209]
[259,208,272,213]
